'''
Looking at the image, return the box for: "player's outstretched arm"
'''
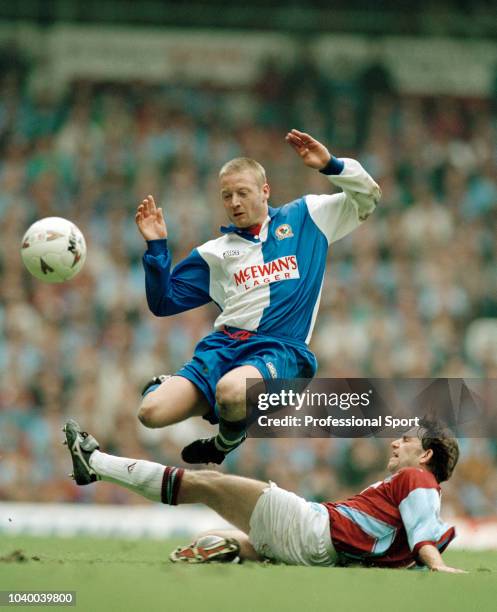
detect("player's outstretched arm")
[285,128,331,170]
[285,128,380,244]
[418,544,467,574]
[136,194,211,316]
[135,194,168,241]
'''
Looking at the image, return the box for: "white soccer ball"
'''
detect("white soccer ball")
[21,217,87,283]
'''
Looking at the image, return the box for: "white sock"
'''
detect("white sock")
[89,450,164,502]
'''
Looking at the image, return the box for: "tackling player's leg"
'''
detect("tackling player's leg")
[64,419,265,531]
[178,468,266,534]
[138,375,211,427]
[64,419,336,567]
[181,365,262,464]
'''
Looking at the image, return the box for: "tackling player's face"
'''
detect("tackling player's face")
[388,434,432,473]
[220,170,270,229]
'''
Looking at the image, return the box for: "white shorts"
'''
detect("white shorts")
[248,483,336,566]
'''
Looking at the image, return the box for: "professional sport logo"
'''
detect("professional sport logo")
[233,255,299,290]
[275,224,293,240]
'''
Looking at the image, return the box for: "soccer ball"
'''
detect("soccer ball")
[21,217,87,283]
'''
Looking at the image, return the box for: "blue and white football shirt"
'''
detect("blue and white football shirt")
[143,157,381,345]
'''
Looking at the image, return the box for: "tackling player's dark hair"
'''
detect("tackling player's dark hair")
[418,417,459,483]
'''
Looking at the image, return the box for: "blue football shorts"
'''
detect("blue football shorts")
[175,326,318,424]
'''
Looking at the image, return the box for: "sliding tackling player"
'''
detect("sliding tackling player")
[64,418,464,572]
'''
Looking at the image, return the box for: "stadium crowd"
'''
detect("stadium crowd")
[1,50,496,519]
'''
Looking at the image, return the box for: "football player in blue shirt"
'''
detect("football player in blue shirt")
[135,129,381,464]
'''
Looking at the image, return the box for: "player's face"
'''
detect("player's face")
[220,170,270,229]
[388,435,428,473]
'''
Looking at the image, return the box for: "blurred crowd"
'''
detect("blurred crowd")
[0,49,496,519]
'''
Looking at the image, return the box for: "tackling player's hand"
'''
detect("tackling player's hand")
[285,129,331,170]
[418,544,467,574]
[430,565,468,574]
[135,195,168,241]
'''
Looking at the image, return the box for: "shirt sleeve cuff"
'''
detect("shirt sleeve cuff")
[319,156,345,176]
[146,238,168,256]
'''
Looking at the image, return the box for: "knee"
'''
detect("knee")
[137,396,159,428]
[215,376,245,410]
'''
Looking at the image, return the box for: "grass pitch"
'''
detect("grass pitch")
[1,536,496,612]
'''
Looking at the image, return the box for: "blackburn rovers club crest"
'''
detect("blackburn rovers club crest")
[275,224,293,240]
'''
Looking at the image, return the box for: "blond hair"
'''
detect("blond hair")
[219,157,267,187]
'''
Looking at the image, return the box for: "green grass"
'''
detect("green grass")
[1,536,496,612]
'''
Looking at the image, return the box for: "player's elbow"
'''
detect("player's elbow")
[145,290,164,316]
[147,302,165,317]
[356,186,380,222]
[147,297,174,317]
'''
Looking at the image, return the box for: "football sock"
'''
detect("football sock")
[161,466,184,506]
[89,451,184,505]
[214,417,247,453]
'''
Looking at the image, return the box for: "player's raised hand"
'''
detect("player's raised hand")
[135,195,168,241]
[285,129,331,170]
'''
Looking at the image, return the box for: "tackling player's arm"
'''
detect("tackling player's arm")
[393,468,466,574]
[285,128,381,243]
[417,544,467,574]
[136,195,211,316]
